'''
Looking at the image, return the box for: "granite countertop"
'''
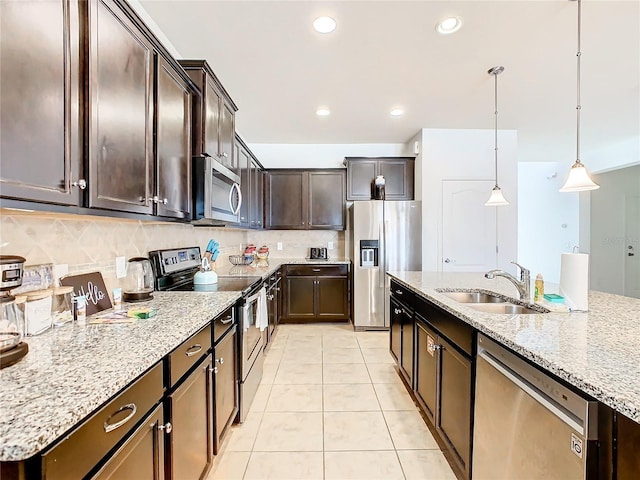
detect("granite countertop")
[213,257,351,277]
[0,291,241,462]
[387,271,640,424]
[0,257,352,462]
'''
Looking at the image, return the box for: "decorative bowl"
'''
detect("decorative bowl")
[228,254,254,266]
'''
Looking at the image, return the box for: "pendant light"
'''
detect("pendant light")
[485,66,509,206]
[560,0,600,192]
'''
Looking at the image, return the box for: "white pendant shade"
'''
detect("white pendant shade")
[559,161,600,192]
[485,186,509,206]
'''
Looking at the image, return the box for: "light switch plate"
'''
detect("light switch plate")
[115,256,127,279]
[328,242,334,250]
[277,242,283,251]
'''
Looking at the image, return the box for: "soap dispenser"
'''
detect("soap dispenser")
[534,274,544,302]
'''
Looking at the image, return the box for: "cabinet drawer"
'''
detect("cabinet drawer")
[390,280,414,307]
[168,324,212,387]
[43,362,163,480]
[212,306,235,344]
[415,297,474,356]
[285,264,348,277]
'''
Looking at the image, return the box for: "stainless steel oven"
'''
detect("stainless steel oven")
[238,284,265,422]
[192,154,242,224]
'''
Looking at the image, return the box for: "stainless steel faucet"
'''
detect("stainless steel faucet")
[485,262,531,301]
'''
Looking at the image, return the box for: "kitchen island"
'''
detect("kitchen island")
[387,271,640,424]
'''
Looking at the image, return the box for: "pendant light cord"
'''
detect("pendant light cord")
[494,69,499,187]
[576,0,582,165]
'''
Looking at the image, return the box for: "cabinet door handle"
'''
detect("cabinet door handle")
[185,344,203,357]
[428,344,442,352]
[222,152,228,158]
[220,316,233,325]
[267,294,274,301]
[394,308,403,314]
[71,179,87,190]
[158,422,173,434]
[104,403,137,433]
[216,357,224,365]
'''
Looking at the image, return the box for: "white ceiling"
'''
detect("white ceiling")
[139,0,639,166]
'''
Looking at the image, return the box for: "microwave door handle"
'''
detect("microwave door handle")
[233,182,242,215]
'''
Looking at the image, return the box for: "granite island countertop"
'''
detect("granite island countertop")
[0,257,352,462]
[387,271,640,424]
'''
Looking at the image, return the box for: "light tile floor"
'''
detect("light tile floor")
[208,323,457,480]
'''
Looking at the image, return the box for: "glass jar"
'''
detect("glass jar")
[23,289,53,335]
[52,286,74,326]
[0,296,25,352]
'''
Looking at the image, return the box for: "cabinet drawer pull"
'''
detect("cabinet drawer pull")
[158,422,173,434]
[395,289,403,295]
[216,357,224,365]
[220,316,233,325]
[312,268,321,272]
[185,344,203,357]
[104,403,137,433]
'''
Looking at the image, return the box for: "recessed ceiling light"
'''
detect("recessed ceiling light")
[316,106,331,116]
[390,108,404,116]
[313,16,337,34]
[436,16,463,34]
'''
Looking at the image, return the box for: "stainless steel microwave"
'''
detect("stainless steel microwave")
[192,154,242,225]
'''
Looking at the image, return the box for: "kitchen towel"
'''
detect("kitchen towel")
[559,253,589,311]
[255,287,268,331]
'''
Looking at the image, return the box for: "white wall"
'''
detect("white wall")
[248,143,410,169]
[518,162,580,283]
[418,128,518,273]
[589,165,640,295]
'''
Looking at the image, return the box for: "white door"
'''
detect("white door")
[442,180,497,272]
[624,195,640,298]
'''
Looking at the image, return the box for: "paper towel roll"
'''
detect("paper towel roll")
[559,253,589,311]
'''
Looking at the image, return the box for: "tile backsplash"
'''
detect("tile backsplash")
[0,209,345,293]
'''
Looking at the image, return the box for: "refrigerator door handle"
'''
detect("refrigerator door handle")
[379,221,385,288]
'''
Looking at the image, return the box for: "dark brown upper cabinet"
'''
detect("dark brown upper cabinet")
[179,60,238,172]
[88,0,155,214]
[265,170,346,230]
[235,135,264,230]
[155,56,193,220]
[344,157,415,201]
[0,0,83,205]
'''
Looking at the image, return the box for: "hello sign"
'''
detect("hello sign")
[60,271,113,316]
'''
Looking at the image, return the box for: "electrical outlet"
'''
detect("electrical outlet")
[328,242,334,250]
[53,264,68,282]
[277,242,283,251]
[115,256,127,279]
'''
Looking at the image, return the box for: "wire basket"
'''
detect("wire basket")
[228,254,254,266]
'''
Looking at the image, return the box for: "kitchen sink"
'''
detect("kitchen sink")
[467,303,547,315]
[436,288,549,315]
[438,290,505,304]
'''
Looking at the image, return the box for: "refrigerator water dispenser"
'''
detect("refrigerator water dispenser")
[360,240,379,267]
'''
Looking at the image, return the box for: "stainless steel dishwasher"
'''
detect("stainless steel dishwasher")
[473,334,599,479]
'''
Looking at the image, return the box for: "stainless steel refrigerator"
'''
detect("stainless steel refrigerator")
[348,201,422,330]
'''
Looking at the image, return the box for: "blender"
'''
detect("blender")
[0,255,28,369]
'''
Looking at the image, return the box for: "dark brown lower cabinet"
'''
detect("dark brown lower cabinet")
[389,295,413,386]
[437,336,472,476]
[617,412,640,479]
[92,404,165,480]
[213,326,238,454]
[415,320,438,421]
[281,265,350,322]
[166,354,213,480]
